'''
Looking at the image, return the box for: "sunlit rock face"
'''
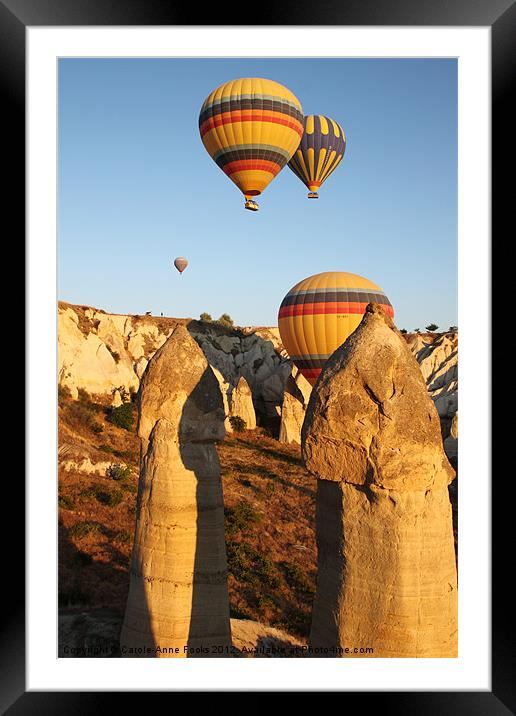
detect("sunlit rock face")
[120,325,231,658]
[303,304,458,658]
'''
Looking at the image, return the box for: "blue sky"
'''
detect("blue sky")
[58,58,457,330]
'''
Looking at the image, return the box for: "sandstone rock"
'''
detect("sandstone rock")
[120,325,231,658]
[193,335,239,388]
[211,366,232,432]
[96,315,127,360]
[403,332,428,356]
[434,391,458,419]
[229,376,256,430]
[111,389,123,407]
[134,356,148,379]
[58,303,292,424]
[241,326,284,353]
[278,390,305,445]
[417,334,457,381]
[444,412,458,463]
[261,366,291,415]
[108,314,133,337]
[303,303,457,658]
[58,305,138,398]
[127,333,146,361]
[278,371,312,445]
[215,334,241,354]
[190,325,289,422]
[292,366,313,405]
[444,435,458,462]
[409,332,458,424]
[450,411,458,439]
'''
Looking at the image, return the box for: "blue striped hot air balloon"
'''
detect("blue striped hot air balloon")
[288,114,346,199]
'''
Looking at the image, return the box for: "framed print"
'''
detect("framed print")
[5,0,512,708]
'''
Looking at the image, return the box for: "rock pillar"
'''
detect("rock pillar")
[302,304,457,657]
[120,325,231,657]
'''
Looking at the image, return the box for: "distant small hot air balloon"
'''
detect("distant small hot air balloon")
[199,78,304,211]
[278,271,394,385]
[288,115,346,199]
[174,257,188,274]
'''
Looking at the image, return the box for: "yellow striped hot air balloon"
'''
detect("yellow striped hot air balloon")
[288,115,346,199]
[199,78,304,211]
[278,271,394,385]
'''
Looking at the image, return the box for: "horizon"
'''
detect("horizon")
[58,297,456,334]
[58,58,457,332]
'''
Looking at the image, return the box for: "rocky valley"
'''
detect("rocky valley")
[58,301,458,656]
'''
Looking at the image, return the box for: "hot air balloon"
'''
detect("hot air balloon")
[199,78,304,211]
[278,271,394,385]
[287,115,346,199]
[174,257,188,274]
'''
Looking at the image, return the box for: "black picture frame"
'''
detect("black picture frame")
[8,0,509,709]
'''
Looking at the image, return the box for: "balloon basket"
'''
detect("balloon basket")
[307,192,319,199]
[245,199,259,211]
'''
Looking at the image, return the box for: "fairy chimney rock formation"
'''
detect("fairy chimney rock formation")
[229,376,257,430]
[302,303,457,658]
[120,324,231,657]
[279,368,313,445]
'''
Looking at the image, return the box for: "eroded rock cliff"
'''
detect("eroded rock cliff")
[58,302,290,423]
[58,302,458,456]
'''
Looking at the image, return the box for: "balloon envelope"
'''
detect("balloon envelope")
[174,257,188,274]
[278,271,394,385]
[288,115,346,196]
[199,78,304,201]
